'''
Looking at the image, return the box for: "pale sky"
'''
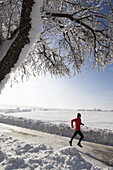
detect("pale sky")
[0,62,113,110]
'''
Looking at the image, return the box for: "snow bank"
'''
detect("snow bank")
[0,134,100,170]
[0,114,113,146]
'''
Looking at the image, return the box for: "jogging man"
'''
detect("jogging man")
[69,113,84,147]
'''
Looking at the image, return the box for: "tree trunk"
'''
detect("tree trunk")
[0,0,34,83]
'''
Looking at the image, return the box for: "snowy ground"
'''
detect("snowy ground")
[1,109,113,130]
[0,120,113,169]
[0,110,113,169]
[0,114,113,146]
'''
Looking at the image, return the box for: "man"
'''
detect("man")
[69,113,84,147]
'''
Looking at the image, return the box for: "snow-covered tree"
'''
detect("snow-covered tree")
[0,0,113,87]
[0,0,41,88]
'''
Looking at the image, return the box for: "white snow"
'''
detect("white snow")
[0,134,100,170]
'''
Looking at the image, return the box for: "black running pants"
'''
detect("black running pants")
[71,130,84,144]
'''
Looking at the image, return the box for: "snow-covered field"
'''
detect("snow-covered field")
[1,109,113,130]
[0,109,113,169]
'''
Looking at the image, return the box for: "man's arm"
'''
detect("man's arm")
[71,119,76,128]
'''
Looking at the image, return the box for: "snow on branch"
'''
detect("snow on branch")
[40,0,113,73]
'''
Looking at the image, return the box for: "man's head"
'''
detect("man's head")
[77,113,81,118]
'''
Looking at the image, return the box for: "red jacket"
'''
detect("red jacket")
[71,117,84,130]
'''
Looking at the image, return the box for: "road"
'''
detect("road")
[0,123,113,169]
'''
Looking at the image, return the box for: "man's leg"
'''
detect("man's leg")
[77,130,84,147]
[69,131,78,146]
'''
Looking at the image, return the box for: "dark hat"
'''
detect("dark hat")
[77,113,81,117]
